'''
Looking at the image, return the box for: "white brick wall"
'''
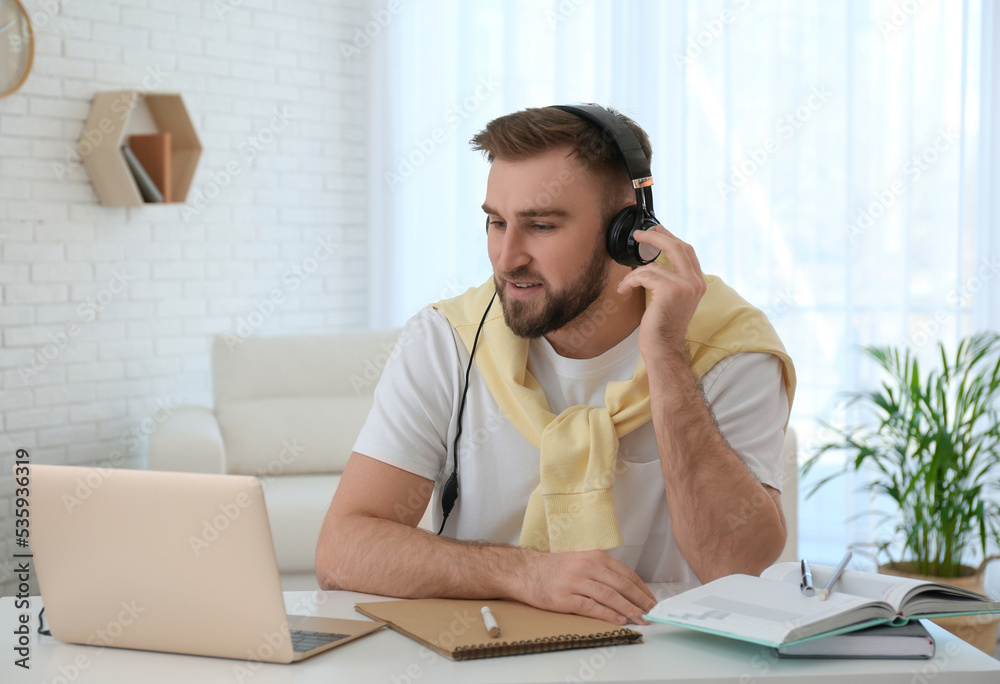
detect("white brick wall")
[0,0,372,596]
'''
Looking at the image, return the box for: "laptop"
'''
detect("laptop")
[27,464,384,663]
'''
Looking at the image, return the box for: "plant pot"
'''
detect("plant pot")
[879,561,1000,655]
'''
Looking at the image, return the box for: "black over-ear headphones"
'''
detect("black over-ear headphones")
[550,104,662,267]
[437,105,658,534]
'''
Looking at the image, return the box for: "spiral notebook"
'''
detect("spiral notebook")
[355,598,642,660]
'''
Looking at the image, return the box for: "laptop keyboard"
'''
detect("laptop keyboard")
[290,629,350,653]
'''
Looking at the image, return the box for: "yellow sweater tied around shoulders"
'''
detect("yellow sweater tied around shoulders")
[431,257,795,554]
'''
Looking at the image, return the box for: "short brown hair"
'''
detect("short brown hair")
[470,105,653,227]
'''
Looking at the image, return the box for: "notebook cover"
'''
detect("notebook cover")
[128,133,172,202]
[776,620,935,659]
[355,599,642,660]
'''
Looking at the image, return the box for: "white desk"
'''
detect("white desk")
[3,592,999,683]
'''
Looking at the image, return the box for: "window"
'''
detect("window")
[368,0,999,567]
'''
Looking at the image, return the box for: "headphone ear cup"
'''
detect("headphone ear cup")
[606,206,640,267]
[607,208,662,267]
[640,214,659,232]
[635,214,662,264]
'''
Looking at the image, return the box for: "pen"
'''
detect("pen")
[481,605,501,638]
[800,559,815,596]
[818,550,853,601]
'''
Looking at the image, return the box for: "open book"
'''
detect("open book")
[645,561,1000,648]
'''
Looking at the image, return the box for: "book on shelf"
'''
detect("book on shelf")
[128,133,172,202]
[121,144,164,203]
[777,620,935,659]
[355,598,642,661]
[644,561,1000,649]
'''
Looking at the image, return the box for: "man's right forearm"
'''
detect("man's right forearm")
[316,512,527,600]
[315,511,657,626]
[315,454,656,623]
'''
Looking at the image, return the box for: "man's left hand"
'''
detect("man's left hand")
[616,226,707,363]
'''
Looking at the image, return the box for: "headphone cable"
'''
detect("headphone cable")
[437,290,496,535]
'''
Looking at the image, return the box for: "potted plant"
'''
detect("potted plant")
[803,331,1000,653]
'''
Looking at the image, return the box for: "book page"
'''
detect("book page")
[763,562,937,610]
[646,574,890,645]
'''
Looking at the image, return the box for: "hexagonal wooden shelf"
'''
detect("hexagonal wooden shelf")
[78,90,202,206]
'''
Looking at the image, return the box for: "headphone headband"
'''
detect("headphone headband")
[549,104,654,190]
[549,103,660,267]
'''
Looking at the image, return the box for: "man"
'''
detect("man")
[315,105,794,627]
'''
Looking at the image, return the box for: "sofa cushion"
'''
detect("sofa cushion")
[213,331,400,405]
[217,396,373,475]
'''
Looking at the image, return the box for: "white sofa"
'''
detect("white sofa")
[148,329,799,588]
[778,428,798,563]
[147,330,402,590]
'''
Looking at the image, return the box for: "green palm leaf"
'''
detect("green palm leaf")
[803,332,1000,578]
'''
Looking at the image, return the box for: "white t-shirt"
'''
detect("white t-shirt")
[354,306,789,584]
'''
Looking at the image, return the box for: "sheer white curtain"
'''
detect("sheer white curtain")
[367,0,999,566]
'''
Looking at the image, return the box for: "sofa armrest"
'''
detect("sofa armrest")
[147,406,226,474]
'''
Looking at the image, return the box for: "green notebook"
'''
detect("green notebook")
[645,562,1000,648]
